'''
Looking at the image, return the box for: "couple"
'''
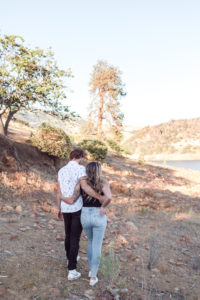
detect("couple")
[57,148,112,286]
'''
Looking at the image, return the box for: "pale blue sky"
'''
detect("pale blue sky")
[1,0,200,126]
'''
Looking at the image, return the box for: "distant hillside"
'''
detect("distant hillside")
[15,109,85,137]
[15,110,143,143]
[14,111,200,159]
[122,118,200,159]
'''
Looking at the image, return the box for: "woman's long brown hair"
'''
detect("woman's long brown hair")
[86,162,103,193]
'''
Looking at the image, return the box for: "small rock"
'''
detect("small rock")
[152,268,160,273]
[117,234,128,245]
[19,227,27,232]
[34,211,41,217]
[56,235,64,241]
[119,257,127,262]
[48,287,60,297]
[81,256,88,261]
[120,288,128,294]
[3,205,13,212]
[8,218,19,223]
[39,213,46,217]
[126,221,138,231]
[42,205,51,213]
[0,217,8,222]
[85,289,95,296]
[169,260,184,267]
[4,250,11,255]
[33,224,41,229]
[15,205,22,212]
[127,253,138,261]
[10,235,19,240]
[48,225,54,230]
[192,257,200,270]
[49,219,57,225]
[154,193,163,199]
[0,286,7,297]
[44,246,52,250]
[80,249,87,254]
[50,207,57,214]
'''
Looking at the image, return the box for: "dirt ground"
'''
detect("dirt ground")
[0,124,200,300]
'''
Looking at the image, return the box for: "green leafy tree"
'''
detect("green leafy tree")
[89,60,126,139]
[0,34,72,136]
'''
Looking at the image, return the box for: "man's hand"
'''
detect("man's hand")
[60,196,74,204]
[58,210,63,221]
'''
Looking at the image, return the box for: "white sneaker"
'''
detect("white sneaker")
[88,270,91,277]
[89,277,98,286]
[68,269,81,280]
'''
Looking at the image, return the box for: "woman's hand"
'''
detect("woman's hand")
[102,180,112,207]
[100,207,107,216]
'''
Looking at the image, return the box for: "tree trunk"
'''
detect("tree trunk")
[97,92,104,138]
[4,110,16,136]
[0,115,6,135]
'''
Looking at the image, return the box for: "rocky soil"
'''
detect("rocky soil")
[0,128,200,300]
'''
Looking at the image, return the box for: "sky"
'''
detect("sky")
[1,0,200,126]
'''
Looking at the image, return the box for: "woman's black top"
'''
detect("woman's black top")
[80,187,103,207]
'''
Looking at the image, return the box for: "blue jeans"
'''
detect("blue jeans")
[81,207,107,277]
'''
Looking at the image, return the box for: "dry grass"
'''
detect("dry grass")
[0,123,200,299]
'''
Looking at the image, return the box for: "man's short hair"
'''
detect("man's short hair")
[70,148,86,160]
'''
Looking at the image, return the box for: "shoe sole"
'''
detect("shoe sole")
[89,279,98,286]
[68,275,81,281]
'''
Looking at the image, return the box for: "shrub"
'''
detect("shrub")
[122,146,132,155]
[14,117,30,127]
[30,122,72,158]
[78,139,107,161]
[107,139,122,154]
[107,139,132,155]
[100,247,121,285]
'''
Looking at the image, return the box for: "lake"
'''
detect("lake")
[152,160,200,171]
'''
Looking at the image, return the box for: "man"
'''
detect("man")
[57,148,106,280]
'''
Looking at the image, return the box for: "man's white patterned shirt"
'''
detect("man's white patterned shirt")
[58,161,86,213]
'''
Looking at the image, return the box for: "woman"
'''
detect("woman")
[61,162,112,286]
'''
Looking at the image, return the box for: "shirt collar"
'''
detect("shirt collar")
[68,160,79,166]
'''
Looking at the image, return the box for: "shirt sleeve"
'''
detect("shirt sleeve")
[79,166,86,179]
[58,170,61,182]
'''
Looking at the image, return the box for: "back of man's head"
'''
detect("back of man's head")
[70,148,86,160]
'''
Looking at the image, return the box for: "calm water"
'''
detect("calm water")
[152,160,200,171]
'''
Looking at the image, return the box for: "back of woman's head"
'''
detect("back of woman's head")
[86,162,102,191]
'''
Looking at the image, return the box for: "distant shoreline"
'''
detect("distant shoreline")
[129,153,200,161]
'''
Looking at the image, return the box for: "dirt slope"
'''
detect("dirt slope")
[0,125,200,300]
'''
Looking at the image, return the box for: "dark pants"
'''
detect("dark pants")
[63,210,82,271]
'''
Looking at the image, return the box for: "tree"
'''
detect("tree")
[89,60,126,139]
[0,34,72,136]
